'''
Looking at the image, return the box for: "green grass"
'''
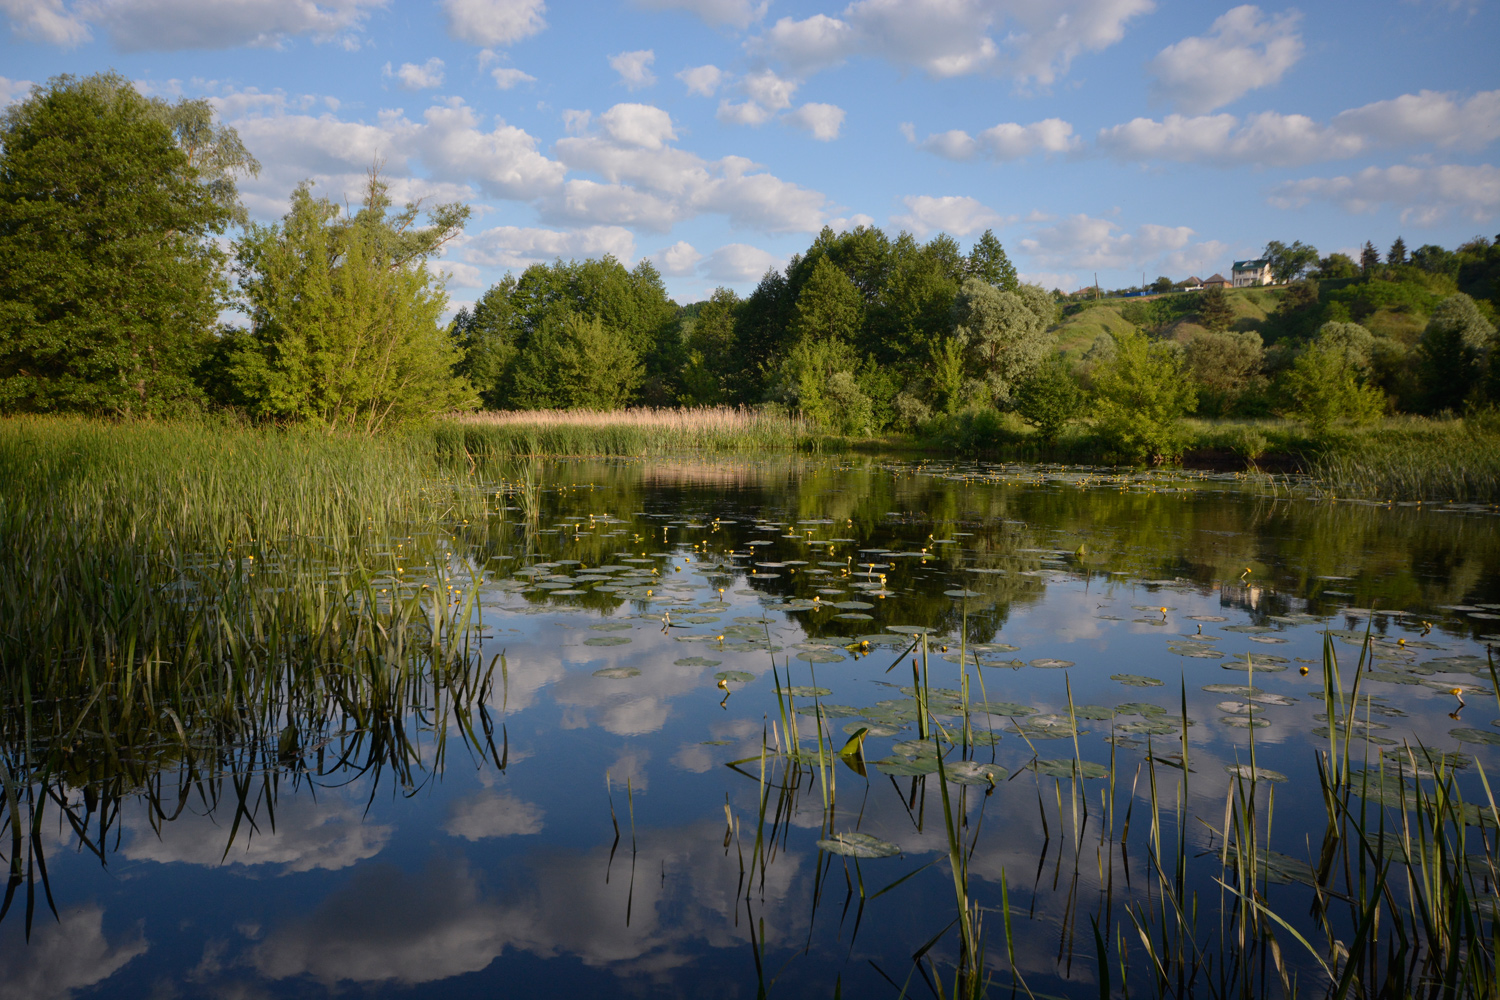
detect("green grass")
[442,406,813,457]
[1311,417,1500,502]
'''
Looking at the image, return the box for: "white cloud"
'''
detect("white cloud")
[411,99,567,199]
[464,224,637,269]
[597,102,676,149]
[1019,213,1199,270]
[1100,89,1500,167]
[40,0,386,51]
[716,68,798,127]
[0,75,36,105]
[124,795,391,872]
[653,240,703,275]
[750,0,1154,85]
[562,108,591,133]
[444,790,545,839]
[917,117,1078,161]
[0,905,147,1000]
[828,212,876,231]
[444,0,546,46]
[1148,5,1303,113]
[786,101,845,140]
[637,0,767,29]
[0,0,89,45]
[385,57,445,90]
[702,242,781,280]
[676,63,724,97]
[609,49,657,90]
[1018,270,1081,291]
[1332,89,1500,151]
[438,260,483,287]
[891,194,1006,236]
[1269,164,1500,225]
[491,66,535,88]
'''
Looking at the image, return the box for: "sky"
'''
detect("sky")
[2,0,1499,309]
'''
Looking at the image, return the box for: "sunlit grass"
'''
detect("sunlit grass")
[444,406,814,456]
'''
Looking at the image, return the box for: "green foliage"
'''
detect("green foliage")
[790,256,864,343]
[1360,241,1381,274]
[1196,285,1234,333]
[952,279,1056,405]
[1282,343,1386,433]
[1263,239,1319,283]
[1418,293,1496,412]
[1314,321,1374,370]
[769,336,870,434]
[928,337,967,415]
[450,277,519,409]
[965,229,1018,291]
[1184,329,1265,416]
[1090,328,1198,462]
[677,287,740,404]
[1314,253,1359,280]
[1388,236,1407,266]
[225,174,475,431]
[1012,353,1083,440]
[0,73,252,416]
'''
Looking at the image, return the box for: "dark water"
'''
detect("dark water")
[4,457,1499,999]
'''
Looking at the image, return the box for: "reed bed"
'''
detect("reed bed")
[442,406,814,456]
[1311,419,1500,502]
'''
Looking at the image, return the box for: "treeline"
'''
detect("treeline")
[4,73,1500,463]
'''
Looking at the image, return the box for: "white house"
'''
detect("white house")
[1232,259,1272,287]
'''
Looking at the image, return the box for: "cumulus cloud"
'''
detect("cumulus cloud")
[0,905,148,1000]
[0,75,36,105]
[385,57,445,90]
[1270,164,1500,225]
[653,240,704,275]
[490,66,536,89]
[1100,89,1500,167]
[1018,213,1207,271]
[916,117,1078,161]
[750,0,1154,86]
[676,63,724,96]
[443,790,545,840]
[786,102,845,140]
[0,0,90,45]
[637,0,768,28]
[1148,5,1303,113]
[444,0,546,46]
[702,242,781,280]
[717,68,799,126]
[20,0,387,51]
[891,194,1006,236]
[598,102,676,148]
[463,224,637,269]
[610,48,657,89]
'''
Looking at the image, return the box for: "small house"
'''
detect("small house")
[1182,276,1204,291]
[1232,259,1272,287]
[1203,273,1230,290]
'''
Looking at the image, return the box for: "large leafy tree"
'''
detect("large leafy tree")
[1263,240,1319,283]
[1417,293,1496,412]
[1091,329,1198,462]
[224,173,475,431]
[952,279,1056,405]
[0,73,256,415]
[965,229,1018,291]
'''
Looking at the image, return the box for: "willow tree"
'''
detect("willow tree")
[225,173,475,431]
[951,278,1056,406]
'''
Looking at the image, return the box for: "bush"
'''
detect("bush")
[1282,343,1386,434]
[1012,354,1083,440]
[1090,328,1198,462]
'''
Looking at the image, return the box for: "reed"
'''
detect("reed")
[442,406,815,456]
[1310,419,1500,502]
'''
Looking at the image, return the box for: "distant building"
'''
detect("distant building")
[1232,258,1272,287]
[1182,276,1204,291]
[1203,273,1230,289]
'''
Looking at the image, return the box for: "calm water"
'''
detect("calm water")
[4,457,1499,999]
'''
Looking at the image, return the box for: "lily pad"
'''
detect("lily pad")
[833,600,874,610]
[1072,705,1116,720]
[846,720,904,737]
[592,666,640,678]
[796,650,847,663]
[1030,658,1075,669]
[835,613,874,621]
[1225,764,1288,782]
[817,832,902,858]
[1450,728,1500,746]
[590,622,633,631]
[942,761,1009,785]
[1117,720,1179,735]
[874,756,940,776]
[887,625,936,636]
[584,636,632,646]
[1029,759,1109,779]
[714,670,755,683]
[782,685,833,698]
[1111,674,1164,687]
[944,589,983,598]
[675,656,722,667]
[1221,716,1272,729]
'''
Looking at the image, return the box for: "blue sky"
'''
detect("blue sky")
[3,0,1498,307]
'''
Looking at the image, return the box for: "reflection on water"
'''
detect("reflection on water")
[3,457,1498,998]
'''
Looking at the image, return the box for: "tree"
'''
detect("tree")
[225,173,475,431]
[1197,285,1234,332]
[965,229,1018,291]
[1184,329,1264,416]
[548,313,644,409]
[1418,293,1496,412]
[768,335,868,433]
[1388,236,1408,266]
[1313,253,1359,280]
[1151,275,1174,293]
[1090,329,1197,463]
[789,256,863,344]
[0,73,256,416]
[450,276,519,409]
[1283,343,1385,434]
[1263,240,1319,283]
[678,287,740,404]
[1012,353,1083,440]
[951,279,1055,405]
[1314,321,1374,370]
[1412,244,1459,277]
[1360,241,1380,275]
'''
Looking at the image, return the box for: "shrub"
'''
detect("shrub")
[1090,328,1198,463]
[1012,354,1084,440]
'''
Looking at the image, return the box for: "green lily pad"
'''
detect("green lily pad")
[874,756,940,776]
[1112,674,1164,687]
[980,702,1038,717]
[1222,716,1272,729]
[1029,759,1109,779]
[1117,720,1179,735]
[846,720,904,737]
[1031,658,1075,669]
[1115,702,1169,716]
[1203,684,1262,695]
[715,670,755,683]
[817,832,902,858]
[592,666,640,678]
[834,612,873,620]
[944,589,983,598]
[584,636,632,646]
[796,650,847,663]
[781,685,833,697]
[834,601,874,610]
[887,625,936,635]
[590,622,633,631]
[1072,705,1116,720]
[675,656,722,667]
[1450,728,1500,745]
[682,614,721,624]
[942,761,1009,785]
[1226,764,1287,782]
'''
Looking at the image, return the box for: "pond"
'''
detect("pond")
[3,456,1498,999]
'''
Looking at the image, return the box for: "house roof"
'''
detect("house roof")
[1185,276,1202,284]
[1232,258,1269,270]
[1204,273,1228,283]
